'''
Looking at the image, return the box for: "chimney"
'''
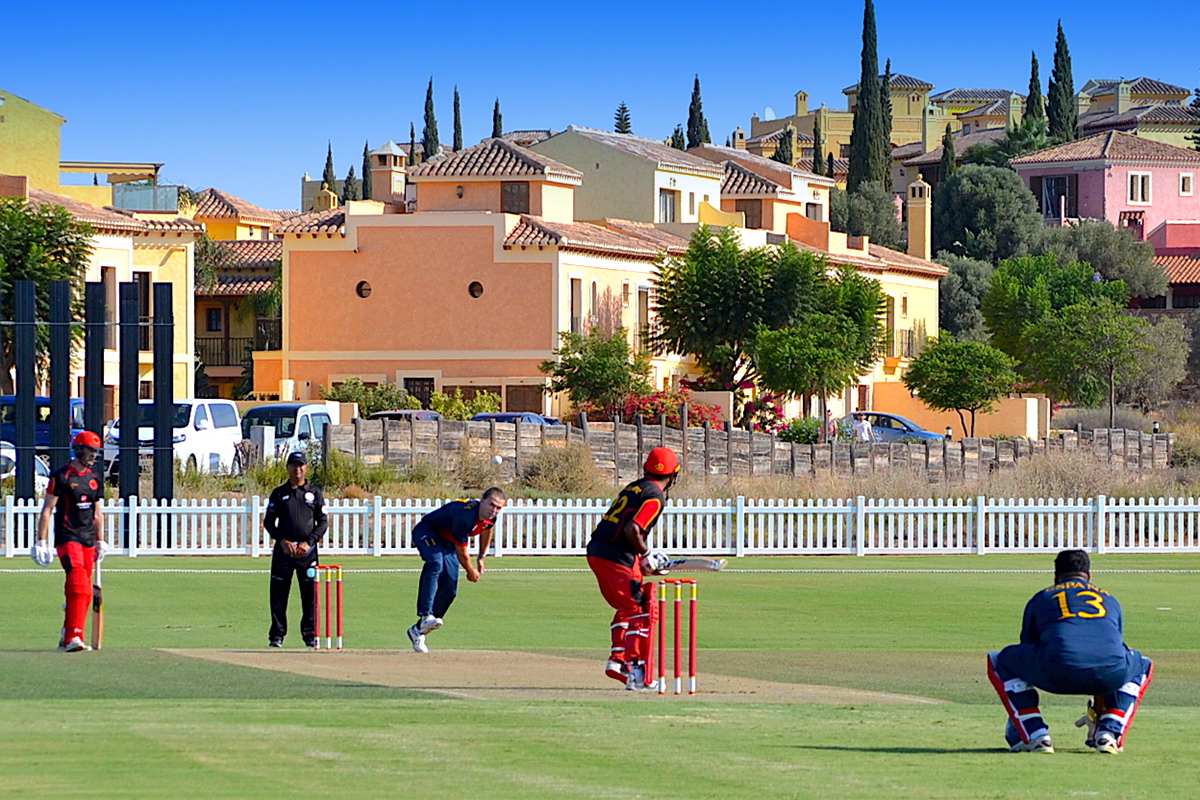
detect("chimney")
[907,178,932,261]
[0,174,29,199]
[733,127,747,150]
[1007,94,1022,129]
[921,106,942,152]
[794,91,809,118]
[369,142,407,205]
[1116,81,1131,114]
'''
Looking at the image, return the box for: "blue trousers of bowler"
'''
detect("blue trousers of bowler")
[415,534,460,619]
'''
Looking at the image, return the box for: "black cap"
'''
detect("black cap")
[286,452,308,465]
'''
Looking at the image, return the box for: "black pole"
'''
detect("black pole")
[49,281,72,471]
[119,282,140,507]
[84,282,106,477]
[15,280,36,500]
[152,282,174,500]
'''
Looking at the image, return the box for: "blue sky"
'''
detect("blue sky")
[7,1,1197,211]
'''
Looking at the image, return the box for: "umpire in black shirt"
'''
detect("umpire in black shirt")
[264,452,328,647]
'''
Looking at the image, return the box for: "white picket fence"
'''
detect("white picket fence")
[4,494,1200,557]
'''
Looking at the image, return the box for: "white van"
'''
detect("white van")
[240,403,332,459]
[104,399,243,476]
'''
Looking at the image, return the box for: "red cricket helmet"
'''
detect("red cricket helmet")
[72,430,102,450]
[643,446,680,477]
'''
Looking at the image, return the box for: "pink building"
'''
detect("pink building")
[1010,131,1200,249]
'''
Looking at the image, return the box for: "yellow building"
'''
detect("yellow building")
[1079,78,1198,149]
[687,143,834,228]
[193,188,294,241]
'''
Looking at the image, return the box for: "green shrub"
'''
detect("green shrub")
[320,377,421,417]
[778,416,821,444]
[312,447,394,493]
[402,456,447,486]
[458,450,505,490]
[522,442,607,496]
[1054,406,1151,433]
[429,388,502,420]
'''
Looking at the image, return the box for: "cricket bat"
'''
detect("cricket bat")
[663,557,727,573]
[91,562,104,651]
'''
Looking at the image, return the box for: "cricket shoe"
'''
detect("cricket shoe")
[407,625,429,654]
[625,665,658,692]
[605,658,630,683]
[1094,732,1121,755]
[63,637,92,653]
[268,639,283,648]
[1010,735,1054,754]
[418,615,443,635]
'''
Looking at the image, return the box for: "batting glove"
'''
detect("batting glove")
[30,544,54,568]
[641,551,671,575]
[96,540,110,563]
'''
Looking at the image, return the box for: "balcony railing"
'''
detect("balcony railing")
[112,184,181,213]
[197,337,252,367]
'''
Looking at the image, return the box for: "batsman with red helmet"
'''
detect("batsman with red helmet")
[587,446,680,691]
[34,431,106,652]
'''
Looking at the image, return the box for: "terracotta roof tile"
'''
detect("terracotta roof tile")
[503,215,684,259]
[931,88,1022,103]
[1084,77,1190,98]
[274,207,345,234]
[1155,254,1200,284]
[194,188,296,225]
[843,73,934,93]
[204,274,275,297]
[500,130,556,146]
[27,188,203,234]
[1010,130,1200,165]
[1082,105,1200,131]
[903,128,1006,167]
[551,127,725,179]
[688,143,832,184]
[408,138,583,182]
[600,220,689,254]
[210,240,282,270]
[745,127,815,146]
[958,99,1010,119]
[721,161,783,195]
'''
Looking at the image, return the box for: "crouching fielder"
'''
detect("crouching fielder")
[587,447,679,691]
[988,549,1153,755]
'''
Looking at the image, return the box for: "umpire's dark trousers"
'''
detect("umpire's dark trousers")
[269,543,319,644]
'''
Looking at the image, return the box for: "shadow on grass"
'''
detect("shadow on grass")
[788,744,1007,754]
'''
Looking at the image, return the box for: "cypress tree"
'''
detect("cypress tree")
[341,165,360,203]
[453,86,463,151]
[409,122,419,167]
[771,127,795,166]
[812,114,824,175]
[848,0,887,190]
[1047,21,1079,142]
[827,152,836,181]
[361,141,372,200]
[614,102,632,134]
[1026,52,1045,121]
[686,75,710,148]
[725,136,731,147]
[670,125,686,151]
[881,58,893,160]
[422,77,440,159]
[940,123,957,180]
[492,99,503,138]
[322,142,336,190]
[1186,88,1200,152]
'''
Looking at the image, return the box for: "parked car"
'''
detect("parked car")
[241,403,332,458]
[470,412,557,425]
[838,412,945,443]
[0,396,87,454]
[105,399,244,478]
[368,409,443,422]
[0,441,51,494]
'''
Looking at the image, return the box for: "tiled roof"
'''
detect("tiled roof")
[787,236,948,278]
[958,99,1010,119]
[194,188,296,225]
[28,188,204,235]
[745,127,815,146]
[828,157,849,177]
[503,215,685,259]
[408,138,583,182]
[1010,130,1200,166]
[1082,105,1200,131]
[891,141,925,160]
[1083,77,1190,98]
[843,73,933,93]
[211,240,282,270]
[369,140,406,157]
[1155,254,1200,284]
[721,161,783,195]
[903,128,1006,167]
[553,127,725,178]
[204,274,275,297]
[931,88,1022,103]
[688,143,831,184]
[274,207,346,234]
[500,130,556,146]
[600,220,690,254]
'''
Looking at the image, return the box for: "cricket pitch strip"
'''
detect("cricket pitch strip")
[164,648,944,704]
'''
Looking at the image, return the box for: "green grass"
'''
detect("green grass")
[2,553,1198,798]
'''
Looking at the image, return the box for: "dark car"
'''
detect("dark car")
[368,409,444,422]
[470,412,556,425]
[838,412,945,442]
[0,396,87,454]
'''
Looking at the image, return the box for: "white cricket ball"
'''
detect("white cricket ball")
[492,455,504,465]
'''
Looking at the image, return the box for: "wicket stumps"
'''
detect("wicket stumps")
[312,565,344,650]
[649,578,697,694]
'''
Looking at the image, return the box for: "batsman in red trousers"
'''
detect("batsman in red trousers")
[588,446,679,691]
[34,431,106,652]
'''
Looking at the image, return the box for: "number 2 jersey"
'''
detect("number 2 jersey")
[1019,579,1130,674]
[587,478,666,567]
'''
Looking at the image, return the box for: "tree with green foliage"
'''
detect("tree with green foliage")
[193,234,234,294]
[1026,52,1045,120]
[830,181,901,249]
[429,387,501,420]
[361,141,372,200]
[880,59,893,174]
[0,197,94,392]
[755,315,861,435]
[963,116,1050,168]
[539,328,652,416]
[1023,298,1149,427]
[771,127,795,166]
[933,164,1044,263]
[935,253,994,341]
[687,75,711,148]
[453,86,463,152]
[812,115,824,175]
[321,377,421,417]
[422,77,439,159]
[340,166,360,203]
[1033,218,1165,298]
[981,254,1130,366]
[1119,317,1189,412]
[902,335,1017,437]
[940,123,957,179]
[409,123,419,167]
[322,142,336,190]
[492,99,502,138]
[827,152,836,180]
[670,125,686,150]
[848,0,888,190]
[1047,21,1079,142]
[1187,87,1200,152]
[614,102,632,134]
